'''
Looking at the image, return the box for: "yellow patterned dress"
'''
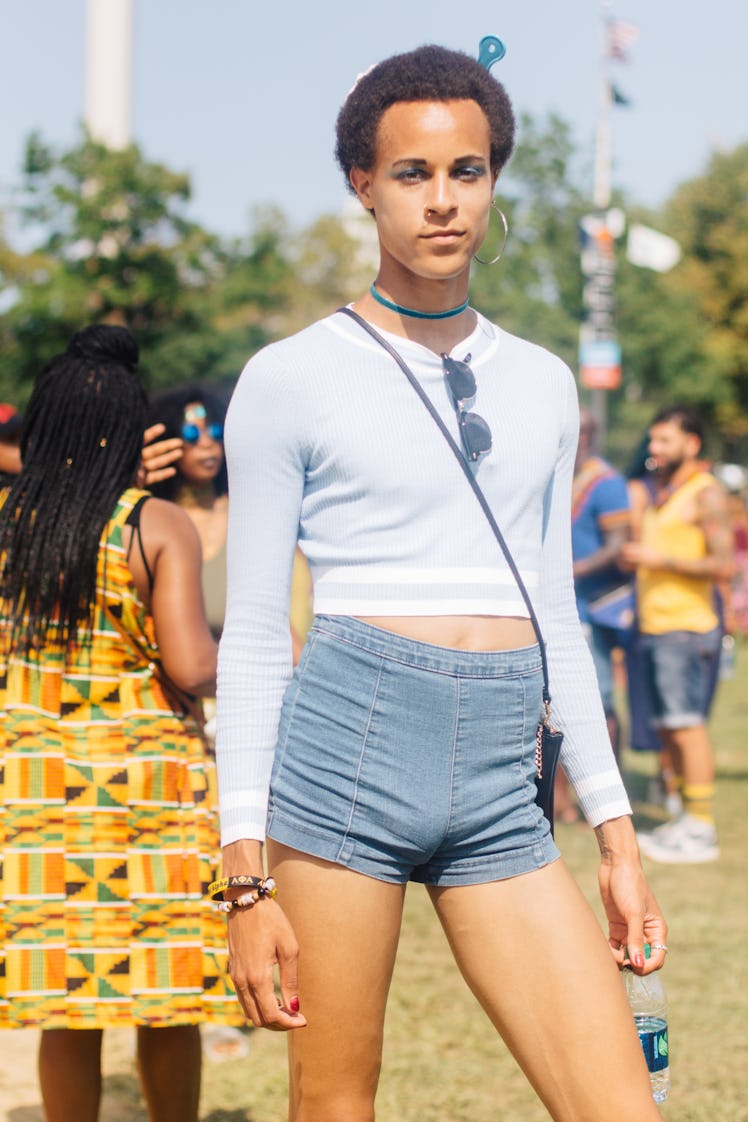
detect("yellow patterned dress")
[0,488,242,1029]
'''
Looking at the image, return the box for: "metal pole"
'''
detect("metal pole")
[85,0,133,149]
[593,0,613,211]
[590,0,613,446]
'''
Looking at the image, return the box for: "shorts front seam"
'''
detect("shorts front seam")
[443,677,460,841]
[336,657,385,864]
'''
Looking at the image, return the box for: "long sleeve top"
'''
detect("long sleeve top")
[216,310,631,844]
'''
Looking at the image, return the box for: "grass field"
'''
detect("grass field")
[10,655,745,1121]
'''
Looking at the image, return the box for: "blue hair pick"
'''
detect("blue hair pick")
[478,35,506,71]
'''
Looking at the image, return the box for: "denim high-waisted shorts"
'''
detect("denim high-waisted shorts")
[266,616,560,885]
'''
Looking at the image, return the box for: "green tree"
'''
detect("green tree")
[0,130,229,397]
[662,143,748,452]
[470,112,588,368]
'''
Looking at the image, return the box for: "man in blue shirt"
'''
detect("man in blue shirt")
[571,410,632,756]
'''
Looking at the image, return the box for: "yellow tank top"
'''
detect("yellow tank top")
[638,472,718,634]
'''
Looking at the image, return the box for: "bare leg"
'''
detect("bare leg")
[429,860,662,1122]
[267,841,406,1122]
[661,725,714,787]
[136,1024,201,1122]
[606,710,621,759]
[39,1028,103,1122]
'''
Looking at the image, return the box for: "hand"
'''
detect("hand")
[619,541,666,572]
[595,817,668,975]
[137,423,184,487]
[227,898,308,1031]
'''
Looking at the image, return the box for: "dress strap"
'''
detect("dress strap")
[125,494,155,594]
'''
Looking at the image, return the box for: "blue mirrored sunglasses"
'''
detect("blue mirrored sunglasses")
[181,421,223,444]
[441,354,492,462]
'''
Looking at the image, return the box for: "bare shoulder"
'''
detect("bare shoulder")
[627,478,650,507]
[139,496,202,550]
[697,479,730,519]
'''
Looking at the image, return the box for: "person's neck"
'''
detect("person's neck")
[654,459,700,497]
[574,446,597,475]
[354,270,475,355]
[175,481,217,510]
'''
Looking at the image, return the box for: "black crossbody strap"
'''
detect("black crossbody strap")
[337,305,552,705]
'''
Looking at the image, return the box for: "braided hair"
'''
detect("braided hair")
[0,325,147,656]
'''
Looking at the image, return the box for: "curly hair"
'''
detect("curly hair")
[145,384,228,501]
[335,44,515,189]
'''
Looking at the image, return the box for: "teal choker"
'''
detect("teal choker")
[369,283,469,320]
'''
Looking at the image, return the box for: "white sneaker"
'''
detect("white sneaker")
[637,814,719,864]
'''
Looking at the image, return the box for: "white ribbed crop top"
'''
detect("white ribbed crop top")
[215,310,631,842]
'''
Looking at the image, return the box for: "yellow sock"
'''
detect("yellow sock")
[682,783,715,825]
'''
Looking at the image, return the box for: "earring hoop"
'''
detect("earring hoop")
[474,202,508,265]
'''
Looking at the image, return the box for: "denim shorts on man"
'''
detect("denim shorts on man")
[639,627,722,729]
[266,616,560,885]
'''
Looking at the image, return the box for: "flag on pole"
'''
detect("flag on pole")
[608,20,639,61]
[627,225,682,273]
[611,83,631,106]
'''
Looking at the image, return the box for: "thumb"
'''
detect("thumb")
[625,927,646,972]
[277,939,304,1021]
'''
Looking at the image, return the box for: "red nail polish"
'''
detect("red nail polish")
[634,953,644,969]
[289,996,300,1013]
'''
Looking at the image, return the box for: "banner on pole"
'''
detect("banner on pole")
[579,339,622,390]
[627,224,682,272]
[579,212,622,390]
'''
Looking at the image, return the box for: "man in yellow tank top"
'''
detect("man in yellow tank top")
[620,406,733,862]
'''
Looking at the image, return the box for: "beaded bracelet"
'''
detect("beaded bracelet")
[213,878,278,913]
[208,874,266,902]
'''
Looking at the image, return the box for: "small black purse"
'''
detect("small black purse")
[337,307,564,834]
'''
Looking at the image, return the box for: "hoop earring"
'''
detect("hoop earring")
[474,202,508,265]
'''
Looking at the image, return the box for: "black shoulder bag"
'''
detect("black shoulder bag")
[337,306,563,834]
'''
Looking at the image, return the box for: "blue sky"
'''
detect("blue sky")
[0,0,744,240]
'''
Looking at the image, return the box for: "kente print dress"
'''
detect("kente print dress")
[0,488,242,1029]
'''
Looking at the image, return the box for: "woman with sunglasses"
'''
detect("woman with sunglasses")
[146,387,311,659]
[216,44,667,1121]
[146,387,229,642]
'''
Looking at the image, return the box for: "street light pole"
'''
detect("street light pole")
[85,0,133,149]
[593,0,613,213]
[579,0,621,451]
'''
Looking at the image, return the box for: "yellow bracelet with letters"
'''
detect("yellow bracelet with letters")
[208,874,266,901]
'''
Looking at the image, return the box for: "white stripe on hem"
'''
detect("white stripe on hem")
[314,565,539,587]
[313,598,531,617]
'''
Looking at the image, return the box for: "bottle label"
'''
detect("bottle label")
[637,1021,668,1073]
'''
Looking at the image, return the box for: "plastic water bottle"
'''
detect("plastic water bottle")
[719,633,736,679]
[623,950,669,1103]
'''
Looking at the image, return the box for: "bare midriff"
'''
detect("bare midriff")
[355,615,537,651]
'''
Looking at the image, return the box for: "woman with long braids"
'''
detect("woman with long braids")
[216,44,668,1121]
[0,326,243,1122]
